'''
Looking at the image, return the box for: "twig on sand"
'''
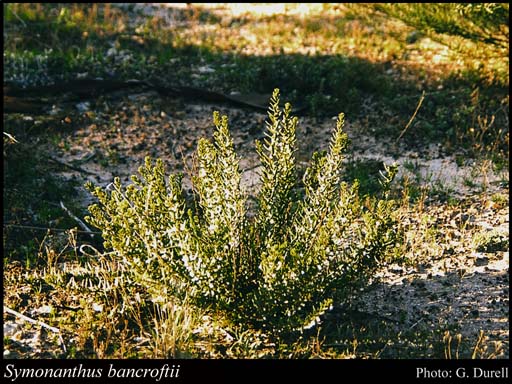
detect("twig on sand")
[8,8,27,27]
[59,201,95,239]
[3,223,100,235]
[3,306,67,353]
[47,156,99,175]
[396,91,425,143]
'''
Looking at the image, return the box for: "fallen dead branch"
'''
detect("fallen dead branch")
[47,156,99,176]
[60,201,95,239]
[4,79,306,114]
[3,306,67,353]
[396,90,425,143]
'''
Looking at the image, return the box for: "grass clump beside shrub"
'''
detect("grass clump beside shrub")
[85,89,402,345]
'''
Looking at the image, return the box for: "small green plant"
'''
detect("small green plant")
[473,229,509,253]
[85,89,402,342]
[490,192,507,209]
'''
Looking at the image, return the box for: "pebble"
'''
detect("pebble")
[474,255,489,266]
[3,323,21,337]
[76,101,91,113]
[32,305,53,315]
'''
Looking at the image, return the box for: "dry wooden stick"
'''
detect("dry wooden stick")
[60,201,95,239]
[7,8,27,27]
[3,223,101,235]
[3,132,19,143]
[396,90,425,143]
[47,155,99,175]
[3,306,67,353]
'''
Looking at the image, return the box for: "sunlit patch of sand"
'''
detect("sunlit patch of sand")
[160,3,336,17]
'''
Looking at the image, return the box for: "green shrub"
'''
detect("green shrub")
[375,3,509,48]
[85,89,402,339]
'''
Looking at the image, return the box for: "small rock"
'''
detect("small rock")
[474,254,489,266]
[406,30,421,44]
[49,105,62,116]
[33,305,53,315]
[106,47,117,57]
[76,101,91,113]
[196,65,215,74]
[3,323,20,337]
